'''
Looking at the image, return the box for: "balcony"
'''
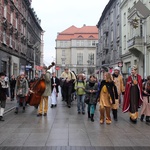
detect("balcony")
[127,36,144,57]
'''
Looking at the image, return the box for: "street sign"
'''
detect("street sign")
[55,66,60,70]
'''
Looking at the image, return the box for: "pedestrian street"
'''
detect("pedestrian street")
[0,95,150,149]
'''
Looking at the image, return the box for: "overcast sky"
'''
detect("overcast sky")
[31,0,109,66]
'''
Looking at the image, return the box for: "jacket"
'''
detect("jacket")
[74,80,86,95]
[51,77,60,93]
[85,81,98,104]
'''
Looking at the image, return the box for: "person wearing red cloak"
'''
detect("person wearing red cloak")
[122,65,143,123]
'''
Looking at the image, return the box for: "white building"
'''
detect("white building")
[55,25,98,77]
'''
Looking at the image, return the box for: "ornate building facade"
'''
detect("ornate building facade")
[0,0,43,79]
[97,0,121,78]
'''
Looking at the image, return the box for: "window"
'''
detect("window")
[81,41,84,46]
[124,35,126,50]
[123,12,126,26]
[4,5,7,18]
[76,41,80,46]
[62,50,65,56]
[111,30,113,42]
[60,42,63,47]
[88,53,94,65]
[1,61,7,73]
[110,9,114,23]
[21,24,23,33]
[3,31,6,44]
[10,12,13,24]
[92,41,96,46]
[9,35,12,47]
[77,53,83,65]
[15,18,18,29]
[117,24,120,38]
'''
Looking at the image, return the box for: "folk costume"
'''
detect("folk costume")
[85,79,98,122]
[14,74,29,114]
[37,70,51,116]
[51,75,60,108]
[123,66,143,123]
[98,80,118,124]
[140,77,150,123]
[0,72,8,121]
[112,67,125,121]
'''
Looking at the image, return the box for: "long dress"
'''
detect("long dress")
[51,86,57,105]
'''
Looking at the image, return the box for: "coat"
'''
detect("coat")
[0,79,7,100]
[85,81,98,104]
[42,71,51,96]
[15,78,29,97]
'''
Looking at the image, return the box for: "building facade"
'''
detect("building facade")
[55,25,98,77]
[97,0,121,79]
[0,0,43,79]
[121,0,150,79]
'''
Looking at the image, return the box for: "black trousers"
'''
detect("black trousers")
[10,87,15,98]
[63,85,73,106]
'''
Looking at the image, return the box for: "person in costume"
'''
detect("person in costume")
[122,65,143,123]
[98,72,118,124]
[37,66,51,116]
[0,72,8,121]
[112,67,125,121]
[14,72,29,114]
[85,75,98,122]
[50,72,60,108]
[140,75,150,123]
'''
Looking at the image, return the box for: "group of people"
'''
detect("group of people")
[60,65,150,124]
[0,64,150,125]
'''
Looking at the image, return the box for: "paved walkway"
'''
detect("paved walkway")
[0,95,150,149]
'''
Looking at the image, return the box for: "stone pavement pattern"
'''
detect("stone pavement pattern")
[0,96,150,149]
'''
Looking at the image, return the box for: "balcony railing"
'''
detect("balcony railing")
[127,36,143,48]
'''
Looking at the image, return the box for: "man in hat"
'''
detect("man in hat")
[0,72,9,121]
[123,65,143,123]
[111,66,125,121]
[60,67,76,108]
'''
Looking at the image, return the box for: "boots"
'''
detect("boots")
[88,111,91,118]
[0,108,5,121]
[91,114,94,122]
[15,107,18,114]
[146,116,150,123]
[140,114,145,122]
[0,116,4,121]
[112,109,118,121]
[22,107,25,113]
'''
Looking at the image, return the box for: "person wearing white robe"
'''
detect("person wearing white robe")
[51,72,60,108]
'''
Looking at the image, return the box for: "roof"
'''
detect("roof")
[56,25,98,40]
